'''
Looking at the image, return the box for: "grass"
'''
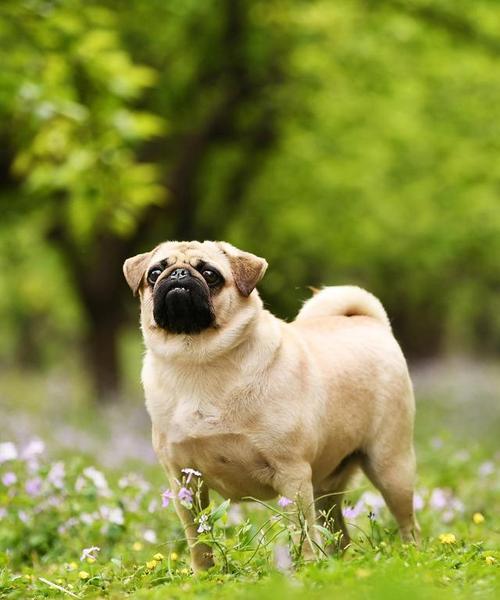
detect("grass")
[0,358,499,598]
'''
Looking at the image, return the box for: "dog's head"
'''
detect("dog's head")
[123,241,267,338]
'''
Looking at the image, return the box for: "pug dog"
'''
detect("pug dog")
[123,240,419,572]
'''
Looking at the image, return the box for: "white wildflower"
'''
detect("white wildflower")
[196,514,211,533]
[143,529,157,543]
[0,442,17,463]
[47,462,65,489]
[100,506,124,525]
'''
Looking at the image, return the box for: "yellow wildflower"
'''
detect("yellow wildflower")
[132,541,143,551]
[66,562,78,571]
[23,574,31,581]
[78,571,90,580]
[485,556,496,566]
[153,553,164,561]
[146,560,157,570]
[86,557,96,564]
[170,552,178,561]
[356,568,371,578]
[439,533,456,545]
[472,512,485,524]
[180,567,189,575]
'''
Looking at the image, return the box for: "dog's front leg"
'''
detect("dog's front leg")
[169,472,214,573]
[152,427,214,572]
[274,462,322,561]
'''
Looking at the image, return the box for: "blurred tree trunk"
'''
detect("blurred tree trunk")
[50,223,131,402]
[83,301,123,402]
[76,236,131,402]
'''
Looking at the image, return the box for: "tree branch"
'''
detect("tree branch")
[370,0,500,55]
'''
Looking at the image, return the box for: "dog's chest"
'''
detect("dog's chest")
[167,401,227,443]
[153,400,276,500]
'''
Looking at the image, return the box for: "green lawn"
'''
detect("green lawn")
[0,360,499,598]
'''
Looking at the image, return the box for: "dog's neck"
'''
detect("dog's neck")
[143,295,283,372]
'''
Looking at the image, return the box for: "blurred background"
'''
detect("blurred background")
[0,0,499,460]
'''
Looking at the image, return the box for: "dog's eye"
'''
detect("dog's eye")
[202,269,220,286]
[148,268,163,285]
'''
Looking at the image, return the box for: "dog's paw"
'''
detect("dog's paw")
[191,551,215,574]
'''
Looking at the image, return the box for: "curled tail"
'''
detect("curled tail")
[296,285,391,329]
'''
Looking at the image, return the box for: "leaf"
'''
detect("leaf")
[210,499,231,523]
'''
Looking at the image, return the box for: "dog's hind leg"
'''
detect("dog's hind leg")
[274,462,322,560]
[315,457,359,553]
[315,492,350,553]
[361,445,420,542]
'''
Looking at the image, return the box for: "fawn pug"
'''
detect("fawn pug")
[123,240,419,571]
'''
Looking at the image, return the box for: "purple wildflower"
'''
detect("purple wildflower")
[360,491,385,510]
[25,477,42,496]
[161,489,175,508]
[47,462,65,489]
[18,510,30,524]
[428,487,464,522]
[178,487,193,503]
[2,472,17,486]
[442,510,454,523]
[343,502,363,520]
[429,488,448,510]
[21,439,45,460]
[479,461,495,477]
[413,492,425,511]
[442,497,464,523]
[278,496,293,508]
[46,495,63,508]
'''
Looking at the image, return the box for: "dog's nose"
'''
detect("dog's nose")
[169,268,190,281]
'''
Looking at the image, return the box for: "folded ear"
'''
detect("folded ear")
[123,251,152,296]
[217,242,268,297]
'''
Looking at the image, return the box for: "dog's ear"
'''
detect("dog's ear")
[217,242,268,297]
[123,251,152,296]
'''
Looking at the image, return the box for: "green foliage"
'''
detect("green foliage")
[229,0,500,354]
[1,0,165,243]
[1,0,500,371]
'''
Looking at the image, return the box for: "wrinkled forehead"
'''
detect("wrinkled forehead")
[149,241,227,270]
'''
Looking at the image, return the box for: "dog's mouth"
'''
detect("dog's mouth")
[167,286,190,295]
[153,277,215,334]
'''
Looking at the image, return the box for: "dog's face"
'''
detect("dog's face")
[123,241,267,336]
